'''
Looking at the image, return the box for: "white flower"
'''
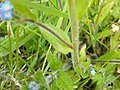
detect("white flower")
[111,24,119,32]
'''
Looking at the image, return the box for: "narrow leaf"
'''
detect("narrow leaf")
[0,33,35,57]
[39,23,73,54]
[96,29,112,39]
[27,2,68,18]
[95,1,114,25]
[98,50,120,60]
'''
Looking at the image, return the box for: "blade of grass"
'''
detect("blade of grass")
[0,45,35,73]
[7,21,13,74]
[41,45,51,72]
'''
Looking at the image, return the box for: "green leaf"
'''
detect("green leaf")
[105,64,116,74]
[113,78,120,89]
[34,70,46,83]
[98,50,120,61]
[27,2,68,18]
[0,33,35,57]
[95,1,114,25]
[20,85,28,90]
[110,32,120,50]
[77,0,91,20]
[34,70,49,89]
[56,69,73,90]
[92,74,104,90]
[50,81,58,90]
[40,24,73,54]
[10,0,37,21]
[76,65,89,79]
[47,52,63,71]
[79,44,86,62]
[96,29,112,39]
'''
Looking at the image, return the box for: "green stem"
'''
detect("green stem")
[68,0,79,69]
[15,27,19,71]
[41,45,51,72]
[7,21,13,74]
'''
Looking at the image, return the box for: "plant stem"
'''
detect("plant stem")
[15,27,19,71]
[7,21,13,74]
[68,0,79,69]
[41,45,51,72]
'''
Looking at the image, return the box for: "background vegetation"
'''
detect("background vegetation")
[0,0,120,90]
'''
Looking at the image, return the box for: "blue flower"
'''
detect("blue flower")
[28,82,40,90]
[0,0,13,21]
[89,68,96,76]
[1,10,12,20]
[1,1,13,12]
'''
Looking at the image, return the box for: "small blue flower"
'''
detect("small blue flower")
[89,68,96,76]
[1,1,13,12]
[1,10,12,20]
[0,0,13,21]
[28,82,40,90]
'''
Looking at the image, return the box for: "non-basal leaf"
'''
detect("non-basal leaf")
[40,23,73,54]
[79,44,87,63]
[11,0,68,20]
[110,32,120,50]
[95,1,114,25]
[47,52,63,71]
[77,0,91,20]
[27,2,68,18]
[98,50,120,60]
[96,29,112,39]
[56,69,73,90]
[10,0,37,21]
[34,70,49,89]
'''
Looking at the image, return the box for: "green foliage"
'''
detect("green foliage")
[79,44,87,62]
[110,32,120,50]
[20,86,29,90]
[56,69,73,90]
[34,70,49,89]
[77,0,91,20]
[96,29,112,39]
[47,52,63,71]
[0,0,120,90]
[40,24,73,54]
[98,50,120,60]
[94,0,114,25]
[113,78,120,89]
[10,0,37,21]
[0,31,35,56]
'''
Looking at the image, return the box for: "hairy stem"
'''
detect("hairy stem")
[68,0,79,69]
